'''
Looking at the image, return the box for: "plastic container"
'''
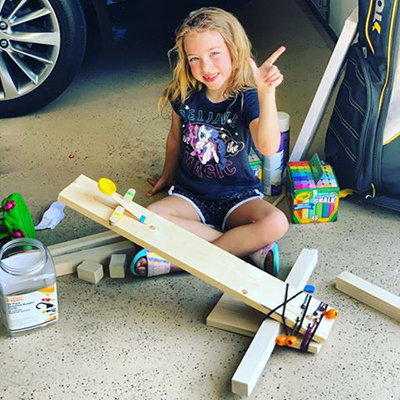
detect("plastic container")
[0,238,58,335]
[262,112,291,196]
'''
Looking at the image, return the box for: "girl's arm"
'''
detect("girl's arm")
[248,46,286,157]
[147,111,182,197]
[249,90,280,156]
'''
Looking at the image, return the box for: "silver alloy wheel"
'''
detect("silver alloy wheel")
[0,0,60,100]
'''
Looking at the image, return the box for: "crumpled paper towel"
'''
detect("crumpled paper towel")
[35,201,66,230]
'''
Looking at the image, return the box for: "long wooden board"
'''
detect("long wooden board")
[290,8,358,161]
[48,231,123,258]
[58,175,336,343]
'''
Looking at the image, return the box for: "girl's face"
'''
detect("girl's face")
[184,30,233,101]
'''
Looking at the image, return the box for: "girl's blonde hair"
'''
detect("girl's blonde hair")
[159,7,256,114]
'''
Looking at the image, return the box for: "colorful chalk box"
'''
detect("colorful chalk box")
[287,154,339,224]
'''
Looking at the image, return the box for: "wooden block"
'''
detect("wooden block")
[336,271,400,322]
[77,260,104,284]
[58,175,336,343]
[53,240,135,277]
[48,231,123,258]
[109,254,127,278]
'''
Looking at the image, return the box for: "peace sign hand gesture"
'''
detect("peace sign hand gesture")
[248,46,286,94]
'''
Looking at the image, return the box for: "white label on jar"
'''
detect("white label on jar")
[6,284,58,332]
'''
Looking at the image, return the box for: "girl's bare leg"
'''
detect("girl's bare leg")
[134,196,288,276]
[214,198,289,256]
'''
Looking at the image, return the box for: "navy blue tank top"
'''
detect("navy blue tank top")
[172,87,262,200]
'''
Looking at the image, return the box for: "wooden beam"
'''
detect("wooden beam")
[290,8,358,161]
[207,293,265,337]
[336,271,400,322]
[271,191,286,207]
[58,175,336,343]
[54,240,135,277]
[48,231,123,258]
[231,249,321,396]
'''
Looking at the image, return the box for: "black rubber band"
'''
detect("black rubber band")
[305,303,328,351]
[263,285,304,326]
[281,283,289,336]
[297,294,312,335]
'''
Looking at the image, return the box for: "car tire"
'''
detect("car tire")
[0,0,87,118]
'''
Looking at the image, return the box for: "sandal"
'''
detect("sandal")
[130,249,171,277]
[248,242,279,277]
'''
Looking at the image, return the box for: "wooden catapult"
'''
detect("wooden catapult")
[58,175,338,396]
[56,9,363,396]
[53,8,400,396]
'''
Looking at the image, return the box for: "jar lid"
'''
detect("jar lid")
[278,112,290,132]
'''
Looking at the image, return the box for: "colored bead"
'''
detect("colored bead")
[285,336,297,347]
[276,335,287,346]
[139,215,146,223]
[324,308,339,319]
[304,285,315,293]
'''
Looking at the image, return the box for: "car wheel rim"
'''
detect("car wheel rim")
[0,0,60,101]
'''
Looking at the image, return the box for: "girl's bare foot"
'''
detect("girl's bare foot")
[131,249,181,277]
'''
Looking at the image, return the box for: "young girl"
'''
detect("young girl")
[132,7,289,278]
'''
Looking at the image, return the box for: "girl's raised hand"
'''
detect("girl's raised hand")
[248,46,286,93]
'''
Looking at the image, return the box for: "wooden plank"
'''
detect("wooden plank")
[231,249,321,396]
[232,319,283,397]
[290,8,358,161]
[58,175,336,343]
[271,191,286,207]
[48,231,123,258]
[54,240,135,277]
[336,271,400,322]
[207,293,265,337]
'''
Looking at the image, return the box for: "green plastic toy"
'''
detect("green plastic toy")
[0,193,36,241]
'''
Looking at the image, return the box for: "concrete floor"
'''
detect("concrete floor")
[1,0,399,399]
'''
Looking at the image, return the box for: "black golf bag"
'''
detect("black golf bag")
[325,0,400,210]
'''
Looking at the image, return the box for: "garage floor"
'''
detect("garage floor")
[1,0,399,399]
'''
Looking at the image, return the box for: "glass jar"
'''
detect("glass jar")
[0,238,58,335]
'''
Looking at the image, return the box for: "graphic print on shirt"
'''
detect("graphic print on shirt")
[183,121,245,174]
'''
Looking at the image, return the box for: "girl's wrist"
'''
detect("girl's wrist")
[258,88,276,105]
[258,86,276,96]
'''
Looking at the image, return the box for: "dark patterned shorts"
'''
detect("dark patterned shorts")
[168,186,263,231]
